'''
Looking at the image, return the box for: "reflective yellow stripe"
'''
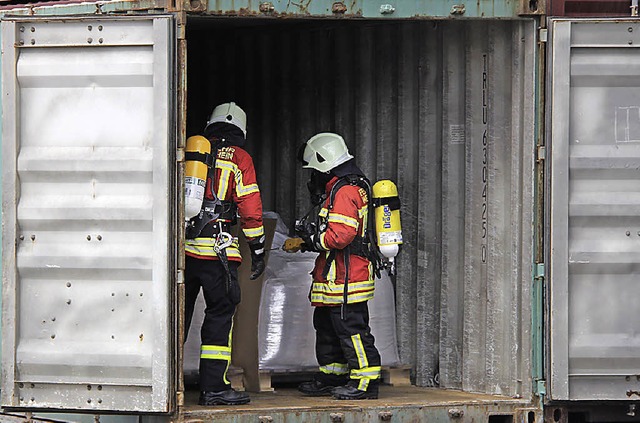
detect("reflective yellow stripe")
[185,239,242,259]
[351,334,368,369]
[237,183,259,196]
[319,232,328,250]
[216,160,260,198]
[216,168,232,199]
[310,280,374,305]
[224,318,234,384]
[328,212,358,229]
[351,366,381,379]
[319,208,328,218]
[200,345,232,360]
[243,226,264,238]
[311,280,374,294]
[359,206,368,236]
[326,251,336,281]
[319,363,349,375]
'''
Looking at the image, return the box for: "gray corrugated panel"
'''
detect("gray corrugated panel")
[186,18,536,395]
[550,19,640,401]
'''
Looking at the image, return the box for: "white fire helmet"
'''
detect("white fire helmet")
[302,132,354,173]
[205,102,247,136]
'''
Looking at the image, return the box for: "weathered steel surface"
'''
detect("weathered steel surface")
[1,15,175,412]
[179,386,538,423]
[549,18,640,401]
[186,18,537,396]
[203,0,539,18]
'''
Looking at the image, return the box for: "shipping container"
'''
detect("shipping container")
[0,1,636,422]
[0,2,541,422]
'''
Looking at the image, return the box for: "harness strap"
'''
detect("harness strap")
[185,151,214,167]
[341,244,350,320]
[321,174,383,280]
[371,195,401,211]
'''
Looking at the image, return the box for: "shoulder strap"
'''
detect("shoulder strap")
[327,175,369,210]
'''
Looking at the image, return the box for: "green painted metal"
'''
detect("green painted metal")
[206,0,529,18]
[0,0,163,17]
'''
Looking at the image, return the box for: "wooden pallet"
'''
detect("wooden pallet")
[255,365,412,392]
[227,365,245,391]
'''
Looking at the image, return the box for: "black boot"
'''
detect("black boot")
[298,379,338,396]
[198,389,250,405]
[333,380,379,400]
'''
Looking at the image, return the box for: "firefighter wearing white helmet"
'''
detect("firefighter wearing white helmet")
[205,101,247,136]
[293,132,382,400]
[301,132,353,173]
[184,102,265,407]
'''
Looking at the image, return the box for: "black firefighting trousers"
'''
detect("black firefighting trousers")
[313,302,382,391]
[184,255,240,392]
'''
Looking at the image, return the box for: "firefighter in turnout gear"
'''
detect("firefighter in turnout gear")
[184,102,265,406]
[287,132,382,400]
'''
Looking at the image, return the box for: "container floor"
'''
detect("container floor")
[181,385,535,422]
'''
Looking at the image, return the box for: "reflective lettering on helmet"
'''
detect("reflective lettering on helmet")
[218,147,235,161]
[383,205,392,229]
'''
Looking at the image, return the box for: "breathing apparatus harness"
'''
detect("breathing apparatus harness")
[295,174,386,319]
[186,138,238,292]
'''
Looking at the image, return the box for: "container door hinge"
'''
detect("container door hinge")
[539,28,548,43]
[536,145,546,163]
[536,379,547,396]
[534,263,545,280]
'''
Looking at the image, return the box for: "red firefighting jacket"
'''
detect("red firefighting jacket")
[185,145,264,262]
[310,176,375,306]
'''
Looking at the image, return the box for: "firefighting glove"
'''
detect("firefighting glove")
[293,219,318,252]
[283,237,305,253]
[248,236,266,280]
[301,232,325,253]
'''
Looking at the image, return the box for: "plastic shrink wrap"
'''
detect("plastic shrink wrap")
[258,216,400,371]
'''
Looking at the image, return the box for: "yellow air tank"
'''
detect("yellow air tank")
[185,135,212,220]
[372,180,403,262]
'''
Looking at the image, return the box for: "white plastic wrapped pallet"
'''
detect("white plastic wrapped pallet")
[258,214,400,370]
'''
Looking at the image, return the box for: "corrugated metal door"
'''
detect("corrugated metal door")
[1,16,175,412]
[549,19,640,401]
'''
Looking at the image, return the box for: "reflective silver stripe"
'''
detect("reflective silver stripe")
[243,226,265,238]
[327,212,359,229]
[351,334,368,369]
[311,280,374,295]
[359,205,368,236]
[217,160,260,197]
[310,291,374,305]
[326,251,336,281]
[216,167,232,199]
[351,366,381,379]
[358,378,369,391]
[319,232,329,250]
[185,244,241,259]
[309,288,374,305]
[201,345,232,360]
[319,363,349,375]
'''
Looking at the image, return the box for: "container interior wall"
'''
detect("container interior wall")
[186,18,536,396]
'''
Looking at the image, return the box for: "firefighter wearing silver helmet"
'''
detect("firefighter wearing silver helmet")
[184,102,265,406]
[295,132,382,400]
